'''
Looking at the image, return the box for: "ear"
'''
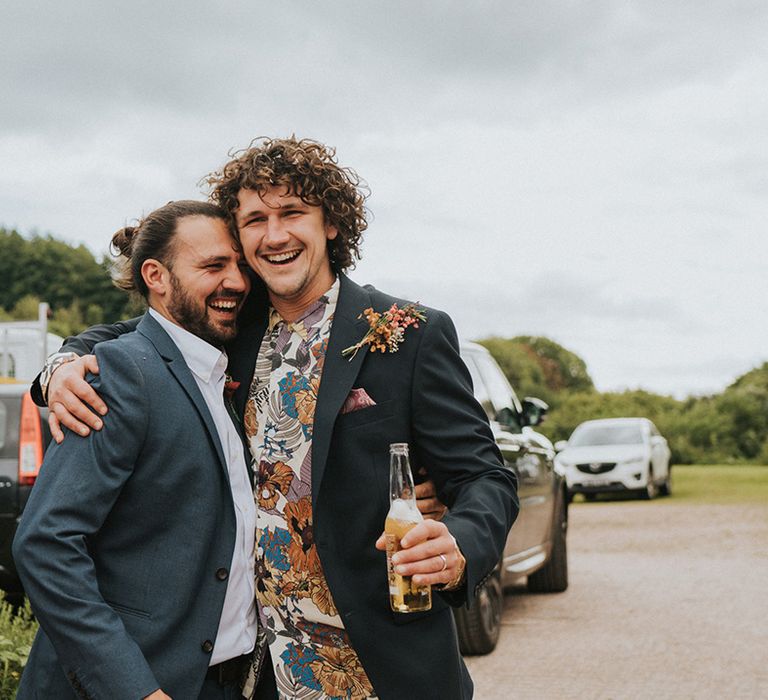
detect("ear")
[325,222,338,241]
[141,258,170,296]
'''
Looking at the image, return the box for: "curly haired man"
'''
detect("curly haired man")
[34,137,519,700]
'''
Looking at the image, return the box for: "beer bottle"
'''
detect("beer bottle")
[385,443,431,612]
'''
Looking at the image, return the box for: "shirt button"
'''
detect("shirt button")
[202,640,214,653]
[216,567,229,581]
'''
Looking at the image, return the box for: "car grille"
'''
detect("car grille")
[576,462,616,474]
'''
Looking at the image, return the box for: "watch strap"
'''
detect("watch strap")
[39,351,79,404]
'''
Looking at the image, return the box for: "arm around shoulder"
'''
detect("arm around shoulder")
[31,316,142,405]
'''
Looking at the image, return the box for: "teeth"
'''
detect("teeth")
[210,300,237,310]
[265,251,300,263]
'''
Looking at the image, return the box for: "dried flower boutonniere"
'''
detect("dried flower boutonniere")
[342,303,427,361]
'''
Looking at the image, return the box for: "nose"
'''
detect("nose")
[263,216,290,247]
[223,262,249,294]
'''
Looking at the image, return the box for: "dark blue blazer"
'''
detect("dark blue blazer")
[14,314,239,699]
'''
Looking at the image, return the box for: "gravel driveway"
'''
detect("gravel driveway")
[464,499,768,699]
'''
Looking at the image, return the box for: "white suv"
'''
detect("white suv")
[555,417,671,500]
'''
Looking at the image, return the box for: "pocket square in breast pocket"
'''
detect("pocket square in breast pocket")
[341,388,377,414]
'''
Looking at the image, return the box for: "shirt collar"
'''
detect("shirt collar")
[267,277,340,339]
[148,308,228,385]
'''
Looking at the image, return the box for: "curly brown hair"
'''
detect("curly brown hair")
[205,137,369,272]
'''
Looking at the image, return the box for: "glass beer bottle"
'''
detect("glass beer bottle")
[385,442,432,612]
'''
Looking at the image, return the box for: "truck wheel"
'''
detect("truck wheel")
[453,568,502,655]
[527,490,568,593]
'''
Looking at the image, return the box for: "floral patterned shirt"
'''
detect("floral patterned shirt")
[244,279,377,700]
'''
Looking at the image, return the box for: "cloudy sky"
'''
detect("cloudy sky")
[3,1,766,397]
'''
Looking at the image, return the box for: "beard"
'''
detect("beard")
[167,273,240,346]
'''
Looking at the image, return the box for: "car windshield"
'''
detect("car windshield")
[569,424,644,446]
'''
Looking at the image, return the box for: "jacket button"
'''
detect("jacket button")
[216,567,229,580]
[202,640,214,653]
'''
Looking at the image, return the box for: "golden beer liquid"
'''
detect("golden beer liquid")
[385,517,432,613]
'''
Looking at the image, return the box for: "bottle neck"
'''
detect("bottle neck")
[390,448,416,504]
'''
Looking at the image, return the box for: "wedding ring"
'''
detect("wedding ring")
[438,554,448,572]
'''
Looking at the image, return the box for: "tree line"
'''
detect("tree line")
[0,227,143,337]
[2,227,765,464]
[478,336,768,465]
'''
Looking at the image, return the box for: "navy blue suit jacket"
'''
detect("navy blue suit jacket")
[15,314,240,699]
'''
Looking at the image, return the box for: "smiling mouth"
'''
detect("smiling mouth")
[209,298,240,313]
[264,250,301,265]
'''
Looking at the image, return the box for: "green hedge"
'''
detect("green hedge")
[0,594,37,699]
[479,336,768,464]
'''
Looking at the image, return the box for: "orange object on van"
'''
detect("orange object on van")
[18,391,44,486]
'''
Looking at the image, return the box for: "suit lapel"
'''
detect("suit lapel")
[226,291,269,421]
[225,289,269,487]
[220,275,370,503]
[136,314,230,483]
[311,274,371,506]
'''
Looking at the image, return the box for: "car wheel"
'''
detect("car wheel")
[527,489,569,593]
[640,465,657,500]
[453,568,503,655]
[659,464,672,496]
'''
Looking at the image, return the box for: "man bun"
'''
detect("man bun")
[110,225,139,258]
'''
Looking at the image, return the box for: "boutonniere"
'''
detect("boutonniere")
[224,374,241,401]
[342,303,427,361]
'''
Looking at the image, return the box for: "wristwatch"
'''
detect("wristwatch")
[39,351,79,404]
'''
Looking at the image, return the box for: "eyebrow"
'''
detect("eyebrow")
[196,254,236,266]
[237,198,307,221]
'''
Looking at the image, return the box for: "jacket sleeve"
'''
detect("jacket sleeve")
[14,341,161,700]
[30,317,142,405]
[410,310,519,605]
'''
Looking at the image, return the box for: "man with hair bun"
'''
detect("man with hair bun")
[34,137,518,699]
[15,201,259,699]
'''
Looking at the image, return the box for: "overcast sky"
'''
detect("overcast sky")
[3,1,766,397]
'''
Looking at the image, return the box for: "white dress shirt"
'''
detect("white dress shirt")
[149,309,257,665]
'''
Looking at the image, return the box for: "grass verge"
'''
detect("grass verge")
[669,464,768,504]
[572,464,768,505]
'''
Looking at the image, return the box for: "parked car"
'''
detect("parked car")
[554,417,671,501]
[0,382,51,594]
[453,343,568,655]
